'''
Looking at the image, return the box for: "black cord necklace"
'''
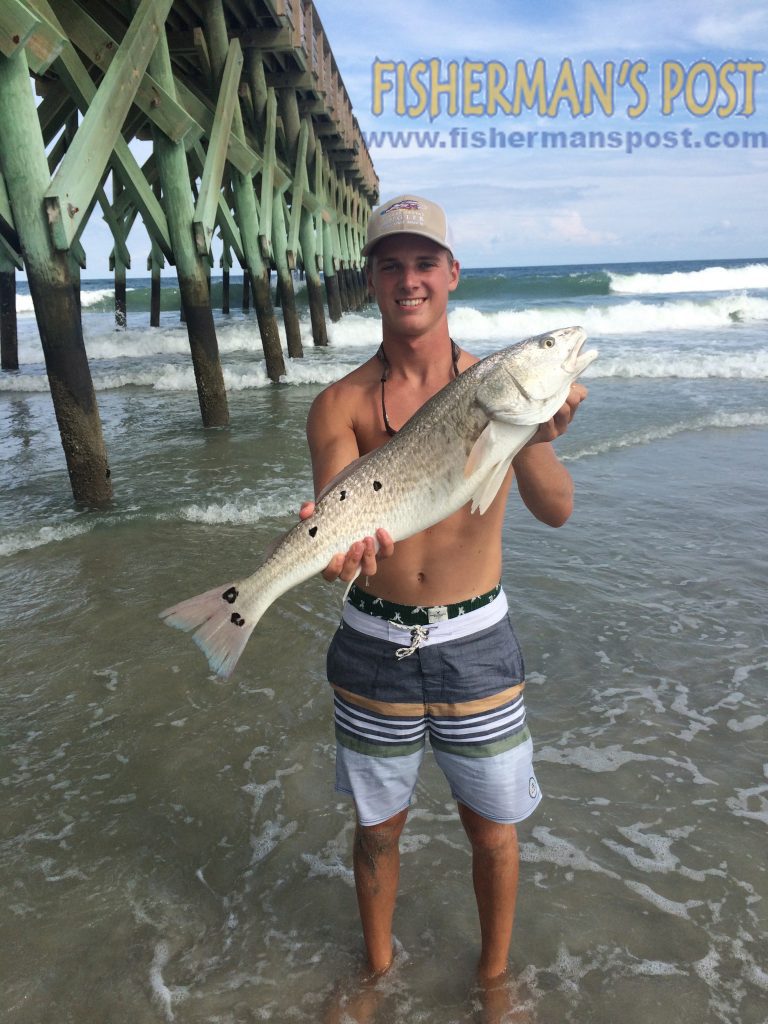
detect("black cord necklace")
[376,338,461,437]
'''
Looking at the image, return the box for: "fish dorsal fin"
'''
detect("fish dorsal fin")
[263,527,290,562]
[316,450,378,502]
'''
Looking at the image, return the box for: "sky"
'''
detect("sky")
[40,0,768,274]
[317,0,768,267]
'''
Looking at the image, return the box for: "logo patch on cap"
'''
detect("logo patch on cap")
[381,199,420,216]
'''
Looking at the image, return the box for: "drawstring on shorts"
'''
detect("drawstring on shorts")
[393,623,432,660]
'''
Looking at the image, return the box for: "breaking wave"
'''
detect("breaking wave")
[14,288,121,315]
[609,263,768,295]
[0,491,300,557]
[567,411,768,461]
[447,295,768,341]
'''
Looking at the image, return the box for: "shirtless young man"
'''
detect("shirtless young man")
[303,196,587,984]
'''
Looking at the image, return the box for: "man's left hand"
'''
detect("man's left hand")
[527,383,588,445]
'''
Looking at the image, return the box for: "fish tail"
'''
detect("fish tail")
[160,581,263,679]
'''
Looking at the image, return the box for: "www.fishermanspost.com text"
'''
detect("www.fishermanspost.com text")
[361,126,768,155]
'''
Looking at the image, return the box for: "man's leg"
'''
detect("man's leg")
[353,807,409,975]
[458,802,519,981]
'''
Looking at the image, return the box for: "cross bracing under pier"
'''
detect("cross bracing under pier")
[0,0,378,503]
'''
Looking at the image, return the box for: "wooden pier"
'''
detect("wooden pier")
[0,0,378,503]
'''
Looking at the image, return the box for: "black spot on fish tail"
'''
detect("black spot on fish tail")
[373,480,382,491]
[222,586,238,604]
[308,526,318,538]
[231,612,245,627]
[340,490,346,500]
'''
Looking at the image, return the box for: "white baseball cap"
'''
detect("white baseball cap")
[362,194,454,257]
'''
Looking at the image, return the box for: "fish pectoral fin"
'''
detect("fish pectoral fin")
[464,421,497,479]
[465,419,539,514]
[464,420,531,479]
[469,455,514,515]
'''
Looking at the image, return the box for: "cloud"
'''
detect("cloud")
[441,199,622,267]
[546,210,618,246]
[690,8,768,46]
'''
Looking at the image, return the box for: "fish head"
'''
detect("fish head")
[503,327,597,401]
[475,327,597,425]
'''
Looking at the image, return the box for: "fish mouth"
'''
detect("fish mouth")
[562,327,598,375]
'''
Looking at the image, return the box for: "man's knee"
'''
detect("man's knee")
[354,809,408,867]
[458,802,518,856]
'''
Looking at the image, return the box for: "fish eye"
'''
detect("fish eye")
[543,337,555,348]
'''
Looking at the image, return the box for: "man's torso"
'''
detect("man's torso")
[317,350,515,606]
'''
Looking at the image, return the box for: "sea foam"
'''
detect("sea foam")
[592,350,768,379]
[0,522,94,557]
[175,491,299,525]
[567,412,768,461]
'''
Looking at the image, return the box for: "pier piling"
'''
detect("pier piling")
[0,45,111,504]
[0,253,19,371]
[146,8,229,426]
[1,0,377,498]
[220,245,230,314]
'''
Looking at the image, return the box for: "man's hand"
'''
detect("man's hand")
[299,502,395,582]
[526,382,588,446]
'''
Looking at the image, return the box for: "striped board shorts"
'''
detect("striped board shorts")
[326,584,542,826]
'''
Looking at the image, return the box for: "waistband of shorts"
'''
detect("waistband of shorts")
[347,583,502,626]
[342,586,509,647]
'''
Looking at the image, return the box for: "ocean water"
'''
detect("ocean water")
[1,259,767,1023]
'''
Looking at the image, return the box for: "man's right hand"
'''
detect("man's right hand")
[299,502,395,583]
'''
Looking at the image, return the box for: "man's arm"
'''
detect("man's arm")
[306,384,359,497]
[512,383,588,527]
[512,443,574,527]
[304,385,394,582]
